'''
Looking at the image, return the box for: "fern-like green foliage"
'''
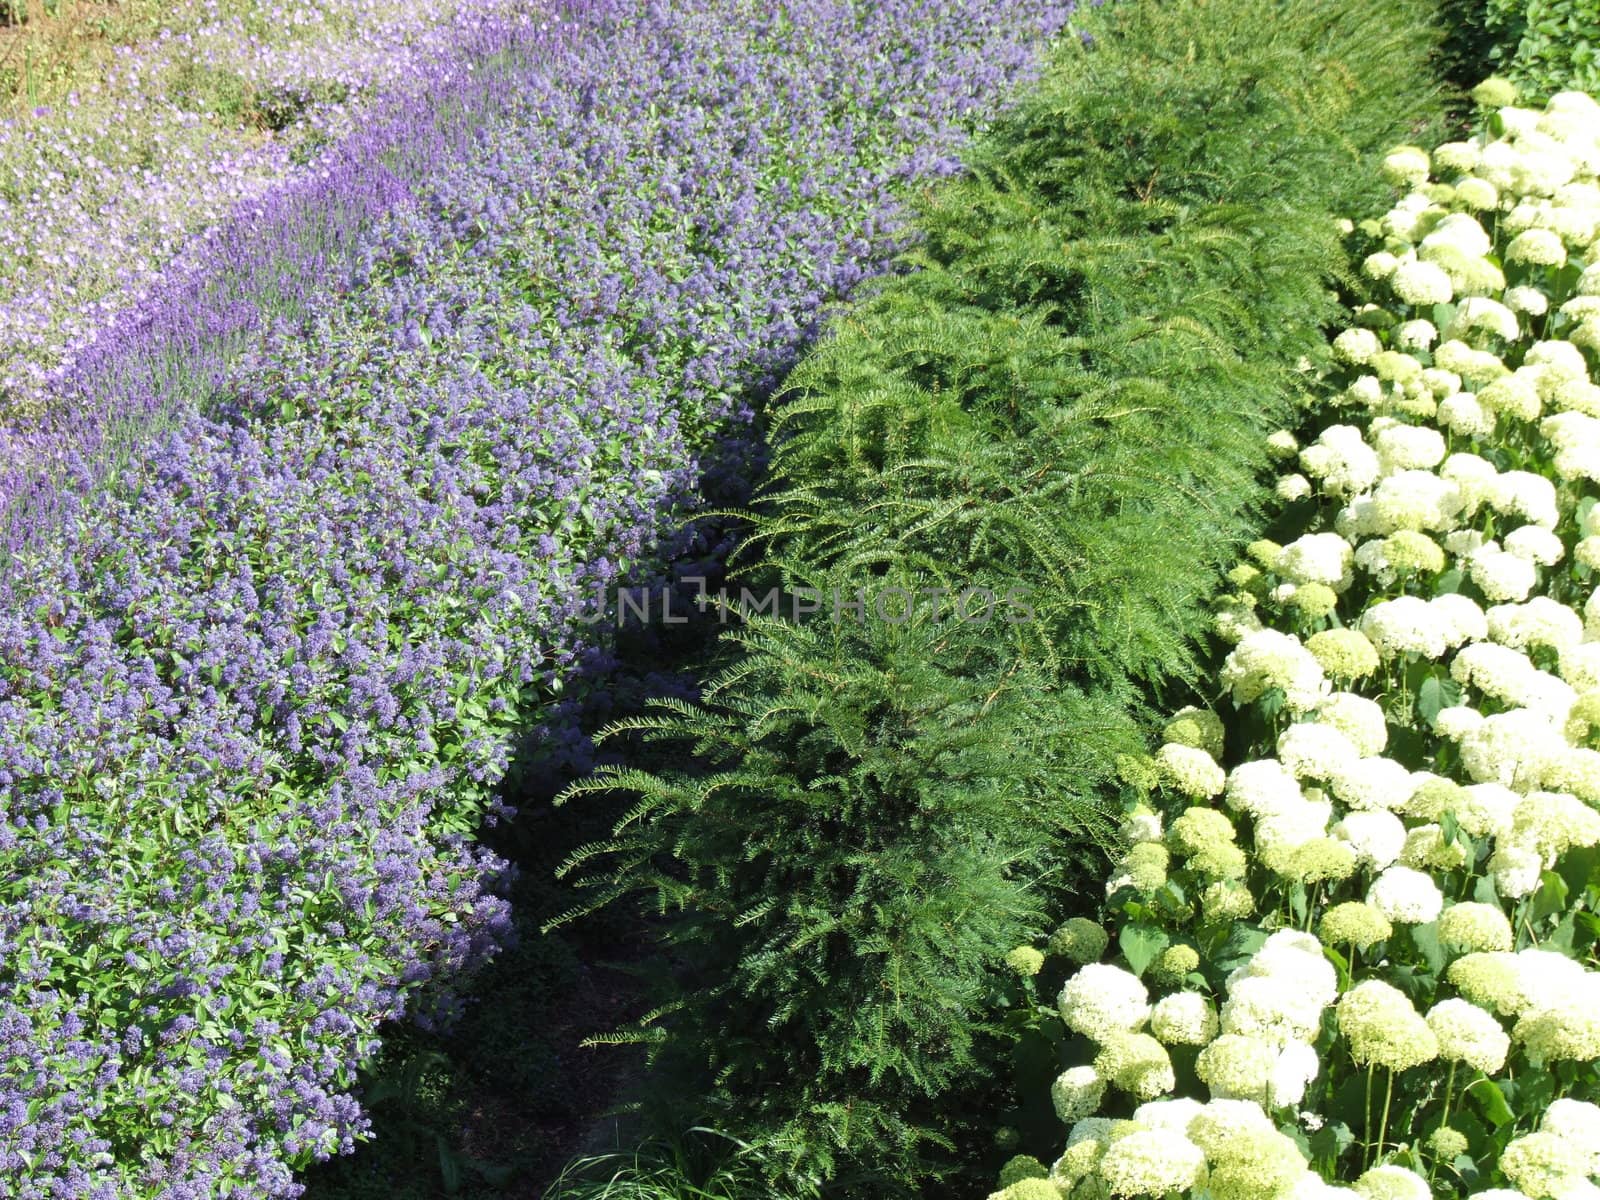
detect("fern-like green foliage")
[555,0,1451,1191]
[750,0,1450,693]
[553,581,1137,1187]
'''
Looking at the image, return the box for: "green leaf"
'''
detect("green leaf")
[1416,674,1461,725]
[1119,923,1170,978]
[1212,924,1268,977]
[1410,922,1447,977]
[1308,1120,1355,1167]
[437,1136,462,1194]
[1468,1078,1515,1128]
[1530,871,1570,926]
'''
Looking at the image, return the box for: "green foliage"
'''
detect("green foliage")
[750,0,1448,692]
[555,0,1452,1191]
[545,1128,823,1200]
[554,590,1135,1189]
[1484,0,1600,100]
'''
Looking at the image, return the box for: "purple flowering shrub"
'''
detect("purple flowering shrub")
[0,1,1071,1193]
[0,0,544,416]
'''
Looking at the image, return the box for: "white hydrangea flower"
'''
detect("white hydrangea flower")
[1221,630,1328,712]
[1362,596,1449,659]
[1196,1033,1276,1099]
[1468,543,1539,603]
[1155,743,1226,799]
[1504,526,1567,566]
[1373,423,1446,471]
[1120,805,1164,845]
[1364,250,1402,280]
[1392,259,1454,305]
[1512,789,1600,857]
[1278,533,1355,591]
[1239,931,1336,991]
[1543,1099,1600,1174]
[1439,391,1496,437]
[1097,1127,1207,1197]
[1317,692,1387,756]
[1276,724,1361,782]
[1269,1042,1320,1109]
[1434,140,1482,173]
[1447,296,1521,342]
[1333,810,1406,870]
[1334,327,1383,365]
[1506,286,1550,315]
[1431,593,1489,647]
[1368,865,1444,923]
[1277,473,1313,502]
[1441,452,1501,513]
[1383,146,1432,187]
[1422,368,1462,398]
[1527,340,1590,381]
[1480,374,1543,421]
[1491,470,1561,528]
[1059,964,1151,1041]
[1372,469,1463,533]
[1254,798,1335,854]
[1484,844,1536,902]
[1507,228,1568,266]
[1355,1166,1432,1200]
[1436,705,1487,740]
[1131,1097,1206,1136]
[1487,596,1582,649]
[1330,755,1415,813]
[1051,1065,1107,1124]
[1396,319,1439,351]
[1459,709,1567,788]
[1459,782,1521,839]
[1220,974,1330,1046]
[1586,589,1600,640]
[1150,992,1219,1047]
[1424,212,1493,257]
[1427,998,1511,1073]
[1226,758,1305,818]
[1300,426,1381,497]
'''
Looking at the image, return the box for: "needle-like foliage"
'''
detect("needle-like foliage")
[556,0,1452,1191]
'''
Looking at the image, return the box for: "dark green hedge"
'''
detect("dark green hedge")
[554,0,1451,1192]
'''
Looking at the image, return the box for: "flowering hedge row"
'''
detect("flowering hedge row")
[989,80,1600,1200]
[0,3,1073,1194]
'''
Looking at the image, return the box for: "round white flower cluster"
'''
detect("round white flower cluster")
[1003,84,1600,1200]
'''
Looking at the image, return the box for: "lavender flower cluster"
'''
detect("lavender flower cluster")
[0,0,543,414]
[0,0,1072,1193]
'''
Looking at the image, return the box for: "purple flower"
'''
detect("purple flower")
[0,0,1073,1193]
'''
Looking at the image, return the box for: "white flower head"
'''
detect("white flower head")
[1368,865,1444,923]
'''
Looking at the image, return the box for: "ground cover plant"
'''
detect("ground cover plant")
[548,0,1456,1192]
[987,79,1600,1200]
[0,0,541,418]
[0,1,1077,1193]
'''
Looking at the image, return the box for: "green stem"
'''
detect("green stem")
[1439,1060,1458,1129]
[1364,1061,1377,1170]
[1429,1060,1458,1184]
[1376,1069,1396,1166]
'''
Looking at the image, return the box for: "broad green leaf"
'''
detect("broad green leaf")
[1120,923,1170,978]
[1469,1078,1514,1128]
